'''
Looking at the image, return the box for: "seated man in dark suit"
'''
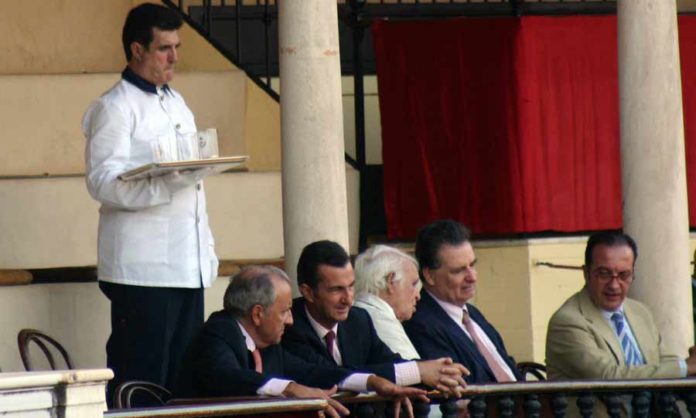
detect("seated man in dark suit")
[403,220,524,384]
[176,265,428,418]
[282,240,468,396]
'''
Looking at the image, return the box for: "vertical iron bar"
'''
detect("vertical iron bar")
[510,0,520,17]
[469,397,487,418]
[524,394,542,418]
[440,399,459,418]
[413,400,430,418]
[351,0,368,251]
[576,393,595,418]
[206,0,213,35]
[604,393,622,418]
[498,396,514,418]
[264,0,271,86]
[550,393,568,418]
[236,0,242,62]
[684,391,696,418]
[632,391,651,418]
[658,392,678,418]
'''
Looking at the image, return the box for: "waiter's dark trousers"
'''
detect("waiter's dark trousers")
[99,281,204,408]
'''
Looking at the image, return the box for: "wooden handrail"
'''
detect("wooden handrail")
[461,377,696,395]
[105,398,327,418]
[104,379,696,417]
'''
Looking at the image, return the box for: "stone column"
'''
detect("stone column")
[618,0,693,352]
[278,1,350,288]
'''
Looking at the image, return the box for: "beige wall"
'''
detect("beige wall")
[244,79,282,171]
[0,172,285,269]
[0,0,131,75]
[474,242,534,361]
[0,0,280,176]
[0,0,236,75]
[527,239,586,362]
[0,279,230,373]
[0,71,249,176]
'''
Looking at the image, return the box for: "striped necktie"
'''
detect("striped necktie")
[610,312,644,366]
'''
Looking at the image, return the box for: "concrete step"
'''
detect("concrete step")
[0,172,284,269]
[0,71,255,176]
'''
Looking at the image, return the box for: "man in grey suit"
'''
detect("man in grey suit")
[546,231,696,380]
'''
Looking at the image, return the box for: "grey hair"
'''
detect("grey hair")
[354,245,419,296]
[223,265,291,318]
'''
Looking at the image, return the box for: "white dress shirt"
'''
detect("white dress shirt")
[354,293,421,360]
[427,290,517,382]
[238,322,292,396]
[305,306,422,386]
[82,75,218,288]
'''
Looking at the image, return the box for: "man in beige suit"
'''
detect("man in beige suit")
[546,231,696,380]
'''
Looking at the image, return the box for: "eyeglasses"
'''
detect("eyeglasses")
[592,268,634,283]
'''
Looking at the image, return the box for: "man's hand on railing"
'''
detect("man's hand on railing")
[417,357,469,397]
[367,375,429,418]
[282,382,349,418]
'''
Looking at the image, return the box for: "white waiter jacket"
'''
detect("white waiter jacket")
[82,75,218,288]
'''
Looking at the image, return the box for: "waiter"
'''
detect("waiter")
[82,3,218,405]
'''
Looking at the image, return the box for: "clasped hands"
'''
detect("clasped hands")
[282,358,469,418]
[417,357,469,398]
[365,358,469,418]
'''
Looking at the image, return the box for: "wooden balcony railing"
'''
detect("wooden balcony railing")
[104,398,328,418]
[104,378,696,418]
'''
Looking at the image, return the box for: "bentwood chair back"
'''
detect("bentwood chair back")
[17,328,73,371]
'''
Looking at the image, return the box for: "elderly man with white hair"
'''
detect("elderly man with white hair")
[354,245,422,360]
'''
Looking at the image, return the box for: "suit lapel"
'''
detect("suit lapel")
[336,320,352,366]
[578,288,624,365]
[213,312,255,370]
[422,293,496,379]
[624,300,656,364]
[293,299,336,364]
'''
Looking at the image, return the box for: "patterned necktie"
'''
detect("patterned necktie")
[325,330,336,360]
[610,312,644,366]
[251,348,263,373]
[462,310,513,382]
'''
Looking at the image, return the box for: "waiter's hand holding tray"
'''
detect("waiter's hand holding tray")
[118,155,249,181]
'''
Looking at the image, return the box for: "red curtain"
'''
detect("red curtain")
[680,17,696,224]
[374,15,696,239]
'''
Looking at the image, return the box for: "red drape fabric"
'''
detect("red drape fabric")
[374,15,696,239]
[679,16,696,224]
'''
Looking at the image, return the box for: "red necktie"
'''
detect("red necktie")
[462,310,512,383]
[325,330,336,359]
[251,348,263,373]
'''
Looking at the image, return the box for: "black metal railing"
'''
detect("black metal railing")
[104,378,696,417]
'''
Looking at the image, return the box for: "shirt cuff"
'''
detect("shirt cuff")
[395,361,422,387]
[679,359,687,377]
[257,378,293,396]
[338,373,372,392]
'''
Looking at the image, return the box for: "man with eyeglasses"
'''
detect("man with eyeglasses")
[546,231,696,380]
